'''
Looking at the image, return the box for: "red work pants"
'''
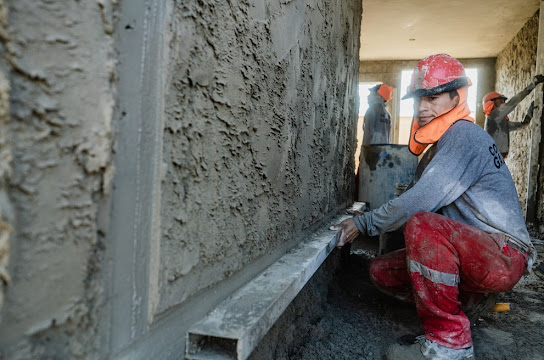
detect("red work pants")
[369,212,526,349]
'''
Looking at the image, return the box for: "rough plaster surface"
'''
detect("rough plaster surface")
[159,0,361,313]
[495,11,539,215]
[0,1,117,358]
[0,0,11,316]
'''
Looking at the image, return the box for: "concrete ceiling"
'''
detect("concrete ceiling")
[360,0,541,61]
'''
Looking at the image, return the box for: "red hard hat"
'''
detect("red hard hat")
[403,54,470,99]
[482,91,507,105]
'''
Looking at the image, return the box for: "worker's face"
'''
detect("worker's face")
[414,92,459,127]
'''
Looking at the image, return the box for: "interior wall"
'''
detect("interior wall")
[0,1,117,359]
[0,0,10,317]
[158,0,361,315]
[108,0,362,358]
[536,6,544,231]
[0,0,362,359]
[495,10,539,215]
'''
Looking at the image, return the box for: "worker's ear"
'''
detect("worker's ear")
[452,92,460,107]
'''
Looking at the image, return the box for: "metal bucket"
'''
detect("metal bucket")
[358,144,418,210]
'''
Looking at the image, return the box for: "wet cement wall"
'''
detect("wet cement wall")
[0,0,362,358]
[158,0,360,314]
[0,0,11,317]
[0,0,117,358]
[495,10,539,216]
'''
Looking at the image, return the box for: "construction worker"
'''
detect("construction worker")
[330,53,536,360]
[362,84,394,145]
[356,84,394,200]
[483,74,544,158]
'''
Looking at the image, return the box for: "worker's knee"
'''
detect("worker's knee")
[404,212,448,251]
[404,212,433,238]
[368,258,381,284]
[368,250,407,286]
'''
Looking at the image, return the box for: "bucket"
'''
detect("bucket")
[358,144,417,210]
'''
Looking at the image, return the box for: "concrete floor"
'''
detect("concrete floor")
[250,233,544,359]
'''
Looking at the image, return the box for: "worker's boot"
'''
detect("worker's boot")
[385,335,474,360]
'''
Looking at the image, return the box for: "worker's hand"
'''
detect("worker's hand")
[534,74,544,85]
[346,209,363,216]
[523,100,537,125]
[528,100,536,115]
[329,218,360,248]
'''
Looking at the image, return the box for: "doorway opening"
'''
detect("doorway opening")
[355,82,382,173]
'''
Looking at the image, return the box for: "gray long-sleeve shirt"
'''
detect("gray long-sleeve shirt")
[354,120,536,270]
[484,84,535,155]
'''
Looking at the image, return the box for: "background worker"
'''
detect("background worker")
[362,83,394,145]
[331,54,536,360]
[483,74,544,158]
[356,84,394,200]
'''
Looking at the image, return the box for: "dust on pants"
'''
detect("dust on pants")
[369,212,526,349]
